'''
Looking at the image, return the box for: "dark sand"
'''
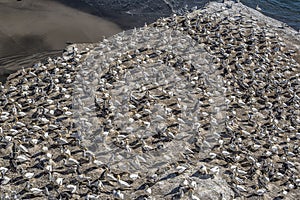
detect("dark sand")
[0,0,122,82]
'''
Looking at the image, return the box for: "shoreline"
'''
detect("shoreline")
[0,0,122,83]
[1,0,299,84]
[0,0,122,57]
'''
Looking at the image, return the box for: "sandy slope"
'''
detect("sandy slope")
[0,0,122,58]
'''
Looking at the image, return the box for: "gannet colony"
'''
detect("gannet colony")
[0,1,299,199]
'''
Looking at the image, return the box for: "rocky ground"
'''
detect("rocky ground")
[0,1,299,199]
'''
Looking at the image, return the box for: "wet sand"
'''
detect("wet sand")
[0,0,122,82]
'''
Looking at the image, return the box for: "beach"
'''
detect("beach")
[0,0,122,82]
